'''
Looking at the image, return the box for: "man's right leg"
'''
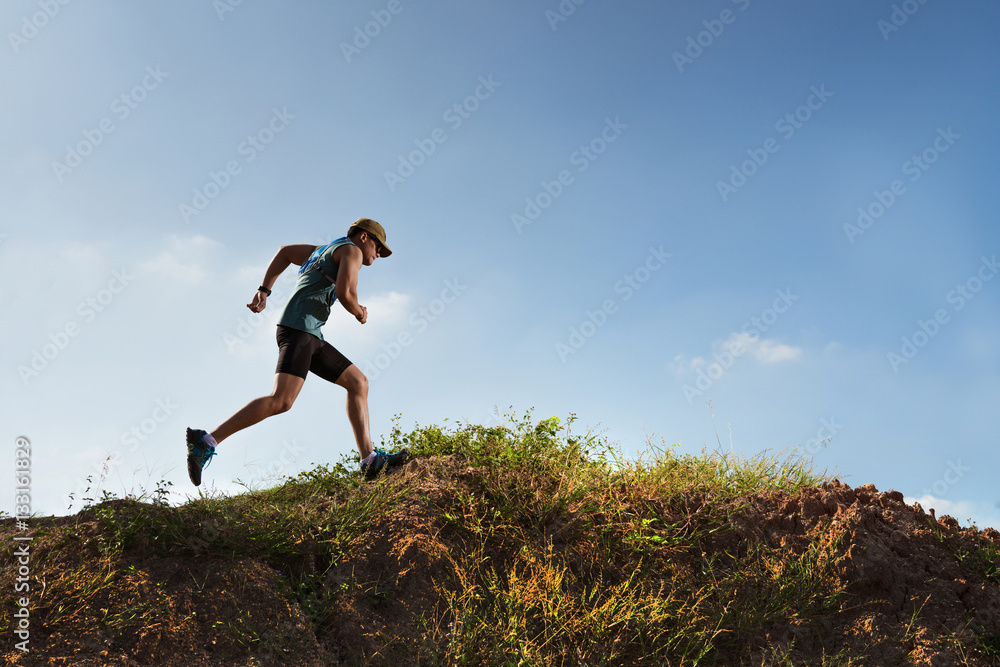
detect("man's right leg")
[334,364,373,460]
[210,372,305,444]
[332,364,408,479]
[307,341,408,480]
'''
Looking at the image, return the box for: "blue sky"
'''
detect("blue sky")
[3,1,998,527]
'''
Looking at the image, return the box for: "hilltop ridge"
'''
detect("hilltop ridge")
[3,415,999,666]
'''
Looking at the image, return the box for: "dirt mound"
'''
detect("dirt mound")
[726,480,1000,665]
[3,460,999,665]
[3,515,322,667]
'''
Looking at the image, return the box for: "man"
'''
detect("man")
[185,218,408,486]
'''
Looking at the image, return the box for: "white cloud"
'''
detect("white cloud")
[58,242,106,265]
[673,332,803,374]
[366,291,412,325]
[323,291,413,351]
[0,239,115,321]
[138,235,222,285]
[3,239,107,291]
[905,494,1000,531]
[752,337,802,364]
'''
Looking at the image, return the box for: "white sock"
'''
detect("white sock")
[361,451,377,465]
[203,432,218,449]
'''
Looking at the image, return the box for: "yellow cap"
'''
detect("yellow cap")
[349,218,392,257]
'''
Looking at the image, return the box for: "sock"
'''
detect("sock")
[203,432,218,449]
[361,451,377,466]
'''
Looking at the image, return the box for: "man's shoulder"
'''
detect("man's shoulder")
[330,240,360,260]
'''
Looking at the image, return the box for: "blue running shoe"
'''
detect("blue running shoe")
[186,428,217,486]
[361,448,409,480]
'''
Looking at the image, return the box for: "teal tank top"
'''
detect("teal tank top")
[277,237,357,340]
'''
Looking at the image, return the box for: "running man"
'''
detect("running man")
[185,218,408,486]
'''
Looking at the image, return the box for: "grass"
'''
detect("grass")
[926,517,1000,661]
[384,410,845,664]
[15,409,997,665]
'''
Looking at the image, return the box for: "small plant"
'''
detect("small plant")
[953,538,1000,586]
[974,626,1000,657]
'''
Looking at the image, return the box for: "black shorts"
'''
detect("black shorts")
[275,325,353,383]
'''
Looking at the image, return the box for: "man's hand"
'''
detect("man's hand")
[247,290,267,313]
[356,305,367,324]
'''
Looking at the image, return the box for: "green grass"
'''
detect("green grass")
[25,410,878,664]
[396,412,848,664]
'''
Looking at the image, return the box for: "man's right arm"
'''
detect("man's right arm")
[247,244,318,313]
[279,244,319,268]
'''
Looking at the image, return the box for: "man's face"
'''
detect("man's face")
[361,233,381,266]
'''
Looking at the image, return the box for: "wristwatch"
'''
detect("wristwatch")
[257,285,272,296]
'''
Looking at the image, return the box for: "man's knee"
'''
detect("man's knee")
[353,372,369,395]
[271,395,296,414]
[343,368,368,395]
[270,373,304,415]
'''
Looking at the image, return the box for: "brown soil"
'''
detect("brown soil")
[3,460,999,666]
[724,480,1000,666]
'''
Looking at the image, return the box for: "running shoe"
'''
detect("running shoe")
[186,428,217,487]
[361,448,409,480]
